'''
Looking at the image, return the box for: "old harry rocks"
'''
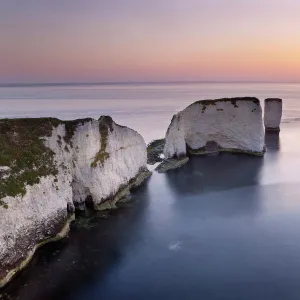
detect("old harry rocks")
[0,116,150,287]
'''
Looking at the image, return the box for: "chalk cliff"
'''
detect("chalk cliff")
[164,97,265,160]
[0,116,150,287]
[264,98,282,132]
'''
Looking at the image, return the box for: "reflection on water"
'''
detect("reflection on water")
[165,154,263,195]
[3,125,300,300]
[265,131,280,152]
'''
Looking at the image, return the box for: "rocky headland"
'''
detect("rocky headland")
[157,97,266,172]
[0,96,284,287]
[0,116,150,287]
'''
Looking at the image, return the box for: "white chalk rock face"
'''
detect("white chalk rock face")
[0,116,149,287]
[163,114,186,159]
[164,97,265,158]
[264,98,282,131]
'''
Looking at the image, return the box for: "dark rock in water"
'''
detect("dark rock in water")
[147,138,165,165]
[155,156,189,173]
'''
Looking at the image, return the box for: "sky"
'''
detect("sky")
[0,0,300,83]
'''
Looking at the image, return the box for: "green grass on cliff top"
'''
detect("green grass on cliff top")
[0,118,61,201]
[0,117,112,205]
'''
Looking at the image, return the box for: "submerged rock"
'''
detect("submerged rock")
[164,97,265,160]
[0,116,150,288]
[264,98,282,132]
[155,156,189,173]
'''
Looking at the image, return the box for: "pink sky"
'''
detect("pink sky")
[1,0,300,83]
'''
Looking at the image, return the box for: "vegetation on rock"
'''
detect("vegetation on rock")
[63,118,93,146]
[0,117,95,203]
[147,138,165,165]
[91,117,113,168]
[0,118,60,201]
[191,97,260,111]
[187,145,265,156]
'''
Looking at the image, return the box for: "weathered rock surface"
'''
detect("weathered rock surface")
[164,97,265,159]
[147,139,165,165]
[0,116,150,287]
[155,156,189,173]
[264,98,282,132]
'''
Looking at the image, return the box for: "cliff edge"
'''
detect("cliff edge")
[163,97,265,161]
[264,98,282,132]
[0,116,150,287]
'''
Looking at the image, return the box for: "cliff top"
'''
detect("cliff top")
[265,98,282,103]
[189,97,260,108]
[0,116,116,203]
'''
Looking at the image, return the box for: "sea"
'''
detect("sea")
[1,82,300,300]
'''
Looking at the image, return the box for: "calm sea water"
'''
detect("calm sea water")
[1,83,300,300]
[1,82,300,142]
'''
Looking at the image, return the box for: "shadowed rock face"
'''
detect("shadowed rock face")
[163,97,265,160]
[155,156,189,173]
[147,138,165,165]
[0,116,150,288]
[204,141,220,153]
[264,98,283,132]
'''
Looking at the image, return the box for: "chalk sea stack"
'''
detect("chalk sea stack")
[264,98,282,132]
[157,97,265,172]
[0,116,150,287]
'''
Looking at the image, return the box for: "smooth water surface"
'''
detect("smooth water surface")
[2,122,300,300]
[1,83,300,300]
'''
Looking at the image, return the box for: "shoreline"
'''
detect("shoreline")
[0,168,151,289]
[0,214,75,289]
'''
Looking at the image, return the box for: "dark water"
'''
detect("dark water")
[3,124,300,300]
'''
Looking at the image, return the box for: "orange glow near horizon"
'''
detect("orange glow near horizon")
[1,0,300,83]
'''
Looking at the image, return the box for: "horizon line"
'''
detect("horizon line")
[1,80,300,88]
